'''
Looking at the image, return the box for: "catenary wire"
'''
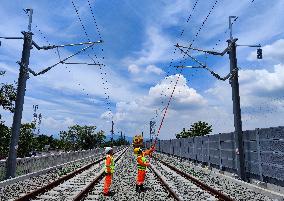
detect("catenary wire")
[153,0,219,145]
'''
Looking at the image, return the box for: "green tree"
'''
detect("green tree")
[0,71,17,116]
[176,128,191,139]
[59,130,75,151]
[59,125,106,151]
[176,121,212,139]
[0,123,36,159]
[96,130,106,147]
[17,123,36,158]
[33,134,58,151]
[0,121,62,158]
[54,135,68,150]
[0,123,10,159]
[189,121,212,137]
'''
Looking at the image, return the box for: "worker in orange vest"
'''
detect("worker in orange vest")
[134,146,155,192]
[103,147,115,196]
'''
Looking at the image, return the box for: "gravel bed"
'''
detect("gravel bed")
[31,159,105,200]
[85,149,175,201]
[0,153,106,201]
[30,149,125,201]
[154,152,275,201]
[151,159,217,201]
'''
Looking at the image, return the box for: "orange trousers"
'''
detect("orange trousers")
[136,170,146,185]
[103,173,112,193]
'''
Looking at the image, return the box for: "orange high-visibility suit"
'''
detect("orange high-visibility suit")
[103,154,115,194]
[136,147,155,186]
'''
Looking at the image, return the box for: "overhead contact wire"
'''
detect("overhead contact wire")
[154,0,219,146]
[71,0,113,115]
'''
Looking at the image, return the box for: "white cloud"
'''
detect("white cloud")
[127,64,165,84]
[238,64,284,97]
[247,39,284,63]
[0,62,18,74]
[106,74,211,138]
[157,0,193,27]
[45,62,283,140]
[206,64,284,106]
[42,117,75,130]
[100,111,113,120]
[205,63,284,134]
[148,74,207,108]
[128,64,140,74]
[235,1,284,45]
[145,64,164,75]
[128,64,164,76]
[124,26,175,66]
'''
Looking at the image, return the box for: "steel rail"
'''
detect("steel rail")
[153,156,235,201]
[72,147,129,201]
[14,147,126,201]
[148,165,182,201]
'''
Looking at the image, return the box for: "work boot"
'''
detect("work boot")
[140,184,145,191]
[103,191,115,196]
[136,185,142,193]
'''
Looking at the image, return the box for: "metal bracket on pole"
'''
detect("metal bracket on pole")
[32,40,103,50]
[237,44,261,48]
[175,38,238,57]
[175,49,238,82]
[229,16,237,40]
[26,44,96,76]
[0,37,24,40]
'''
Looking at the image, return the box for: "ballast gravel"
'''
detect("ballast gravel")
[0,150,118,201]
[85,148,175,201]
[151,159,218,201]
[30,162,104,201]
[154,152,276,201]
[29,149,125,201]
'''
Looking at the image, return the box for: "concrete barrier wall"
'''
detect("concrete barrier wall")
[0,146,121,181]
[145,126,284,185]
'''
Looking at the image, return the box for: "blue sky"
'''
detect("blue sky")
[1,0,284,139]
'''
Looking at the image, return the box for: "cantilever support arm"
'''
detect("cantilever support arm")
[20,44,95,76]
[175,38,238,56]
[177,47,238,81]
[0,36,24,40]
[32,40,103,50]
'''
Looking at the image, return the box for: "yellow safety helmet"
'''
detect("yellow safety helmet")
[134,148,140,155]
[134,147,143,155]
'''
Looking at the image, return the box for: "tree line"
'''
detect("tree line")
[0,122,129,159]
[0,70,129,159]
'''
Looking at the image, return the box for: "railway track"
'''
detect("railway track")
[2,148,280,201]
[73,148,233,201]
[14,147,128,201]
[72,148,127,201]
[13,147,235,201]
[153,152,278,201]
[151,155,235,201]
[80,148,176,201]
